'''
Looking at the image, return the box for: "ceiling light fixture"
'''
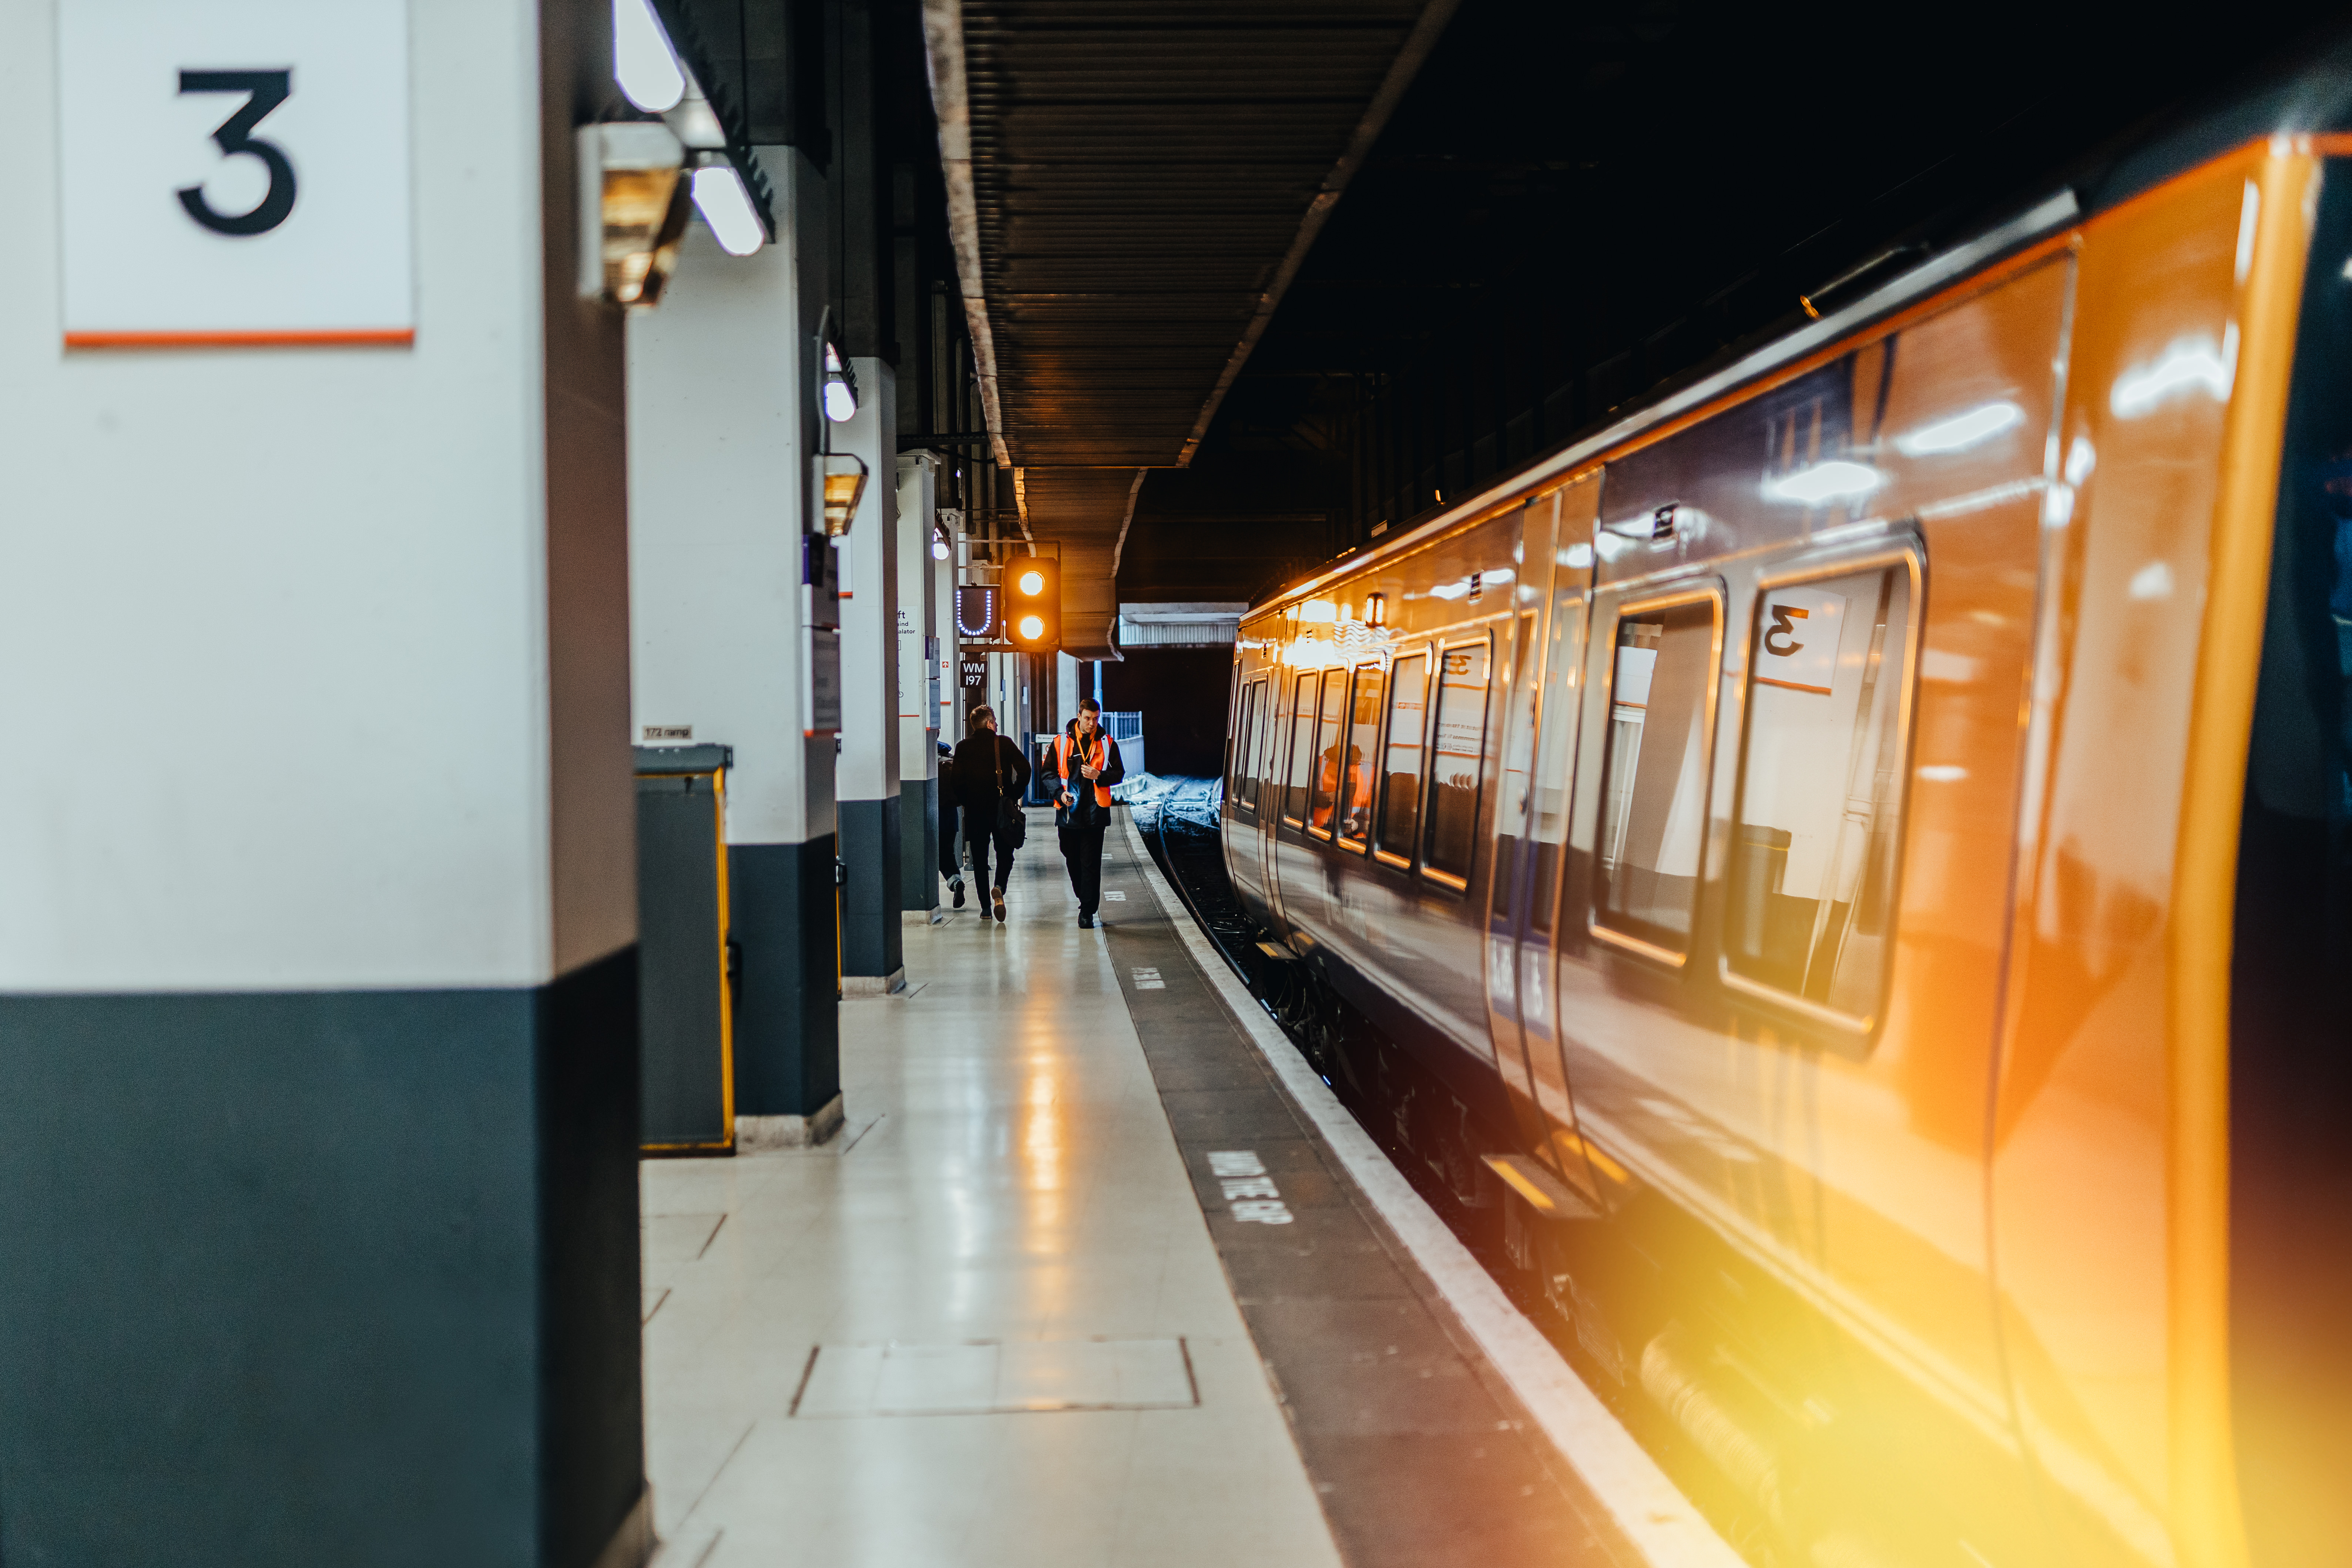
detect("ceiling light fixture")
[691,160,765,256]
[614,0,686,111]
[822,341,860,422]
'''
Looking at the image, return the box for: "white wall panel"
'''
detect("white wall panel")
[627,206,829,850]
[0,0,630,992]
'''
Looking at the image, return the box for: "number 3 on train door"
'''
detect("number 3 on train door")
[1752,585,1847,697]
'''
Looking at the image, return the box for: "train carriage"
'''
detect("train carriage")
[1220,87,2352,1568]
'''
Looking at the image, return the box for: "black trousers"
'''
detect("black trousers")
[939,793,963,879]
[963,803,1019,892]
[1058,819,1107,914]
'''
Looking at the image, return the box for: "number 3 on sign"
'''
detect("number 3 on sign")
[57,0,415,348]
[177,70,297,237]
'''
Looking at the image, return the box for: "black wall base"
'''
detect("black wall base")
[898,778,939,913]
[838,795,904,978]
[0,950,646,1568]
[728,836,841,1118]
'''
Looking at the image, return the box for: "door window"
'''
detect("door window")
[1490,612,1541,917]
[1232,680,1262,811]
[1593,595,1721,956]
[1282,673,1317,827]
[1339,664,1383,846]
[1307,668,1348,837]
[1423,637,1493,887]
[1725,562,1915,1018]
[1378,651,1428,863]
[1529,596,1587,932]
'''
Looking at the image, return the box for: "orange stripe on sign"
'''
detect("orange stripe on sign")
[1754,675,1832,696]
[63,328,416,350]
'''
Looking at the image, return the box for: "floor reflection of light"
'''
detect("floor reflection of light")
[1021,1059,1067,1250]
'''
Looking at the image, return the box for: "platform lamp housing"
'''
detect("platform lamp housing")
[1006,555,1060,655]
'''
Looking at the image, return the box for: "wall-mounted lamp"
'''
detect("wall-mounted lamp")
[1364,591,1388,628]
[930,522,952,561]
[691,157,765,256]
[614,0,685,111]
[818,452,869,537]
[576,122,688,306]
[822,342,860,422]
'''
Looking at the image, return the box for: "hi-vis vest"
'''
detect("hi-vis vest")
[1055,730,1114,809]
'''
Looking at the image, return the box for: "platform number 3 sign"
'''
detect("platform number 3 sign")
[57,0,416,349]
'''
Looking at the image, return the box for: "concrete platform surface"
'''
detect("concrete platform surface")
[639,817,1345,1568]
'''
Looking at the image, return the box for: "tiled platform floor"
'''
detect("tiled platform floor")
[640,819,1345,1568]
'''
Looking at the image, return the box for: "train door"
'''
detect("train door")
[1265,665,1321,941]
[1285,664,1351,942]
[1224,668,1272,911]
[1521,471,1600,1192]
[1480,497,1556,1154]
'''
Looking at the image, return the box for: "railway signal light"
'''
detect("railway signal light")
[1006,555,1060,654]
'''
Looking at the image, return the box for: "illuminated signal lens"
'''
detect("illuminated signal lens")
[1017,569,1046,596]
[1017,614,1046,641]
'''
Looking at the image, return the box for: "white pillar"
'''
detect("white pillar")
[834,358,900,987]
[936,509,964,741]
[1056,650,1082,732]
[626,148,841,1149]
[895,452,940,917]
[0,0,645,1559]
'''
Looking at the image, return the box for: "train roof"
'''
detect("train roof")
[1242,26,2352,625]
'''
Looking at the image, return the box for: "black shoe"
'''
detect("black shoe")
[950,876,965,909]
[1078,912,1094,929]
[992,889,1007,923]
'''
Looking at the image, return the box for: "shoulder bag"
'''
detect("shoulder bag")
[993,736,1028,847]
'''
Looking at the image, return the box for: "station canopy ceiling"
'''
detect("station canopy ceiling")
[927,0,1456,657]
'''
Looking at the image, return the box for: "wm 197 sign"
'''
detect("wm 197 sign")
[57,0,415,348]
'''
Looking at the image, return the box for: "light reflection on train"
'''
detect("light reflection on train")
[1219,128,2352,1568]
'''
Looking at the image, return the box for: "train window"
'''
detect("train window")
[1337,664,1383,847]
[1232,680,1262,811]
[1422,637,1493,888]
[1306,667,1348,838]
[1724,561,1915,1020]
[1281,672,1318,827]
[1376,651,1428,865]
[1593,592,1721,958]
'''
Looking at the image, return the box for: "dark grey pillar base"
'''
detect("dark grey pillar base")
[838,795,904,979]
[0,950,645,1568]
[736,1092,846,1151]
[728,837,841,1118]
[897,776,939,913]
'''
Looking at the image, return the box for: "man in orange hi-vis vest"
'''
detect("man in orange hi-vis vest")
[1053,697,1126,928]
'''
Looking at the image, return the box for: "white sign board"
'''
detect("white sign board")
[1752,585,1848,696]
[57,0,415,347]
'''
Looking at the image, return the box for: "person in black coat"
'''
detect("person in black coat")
[948,706,1031,923]
[1053,697,1126,928]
